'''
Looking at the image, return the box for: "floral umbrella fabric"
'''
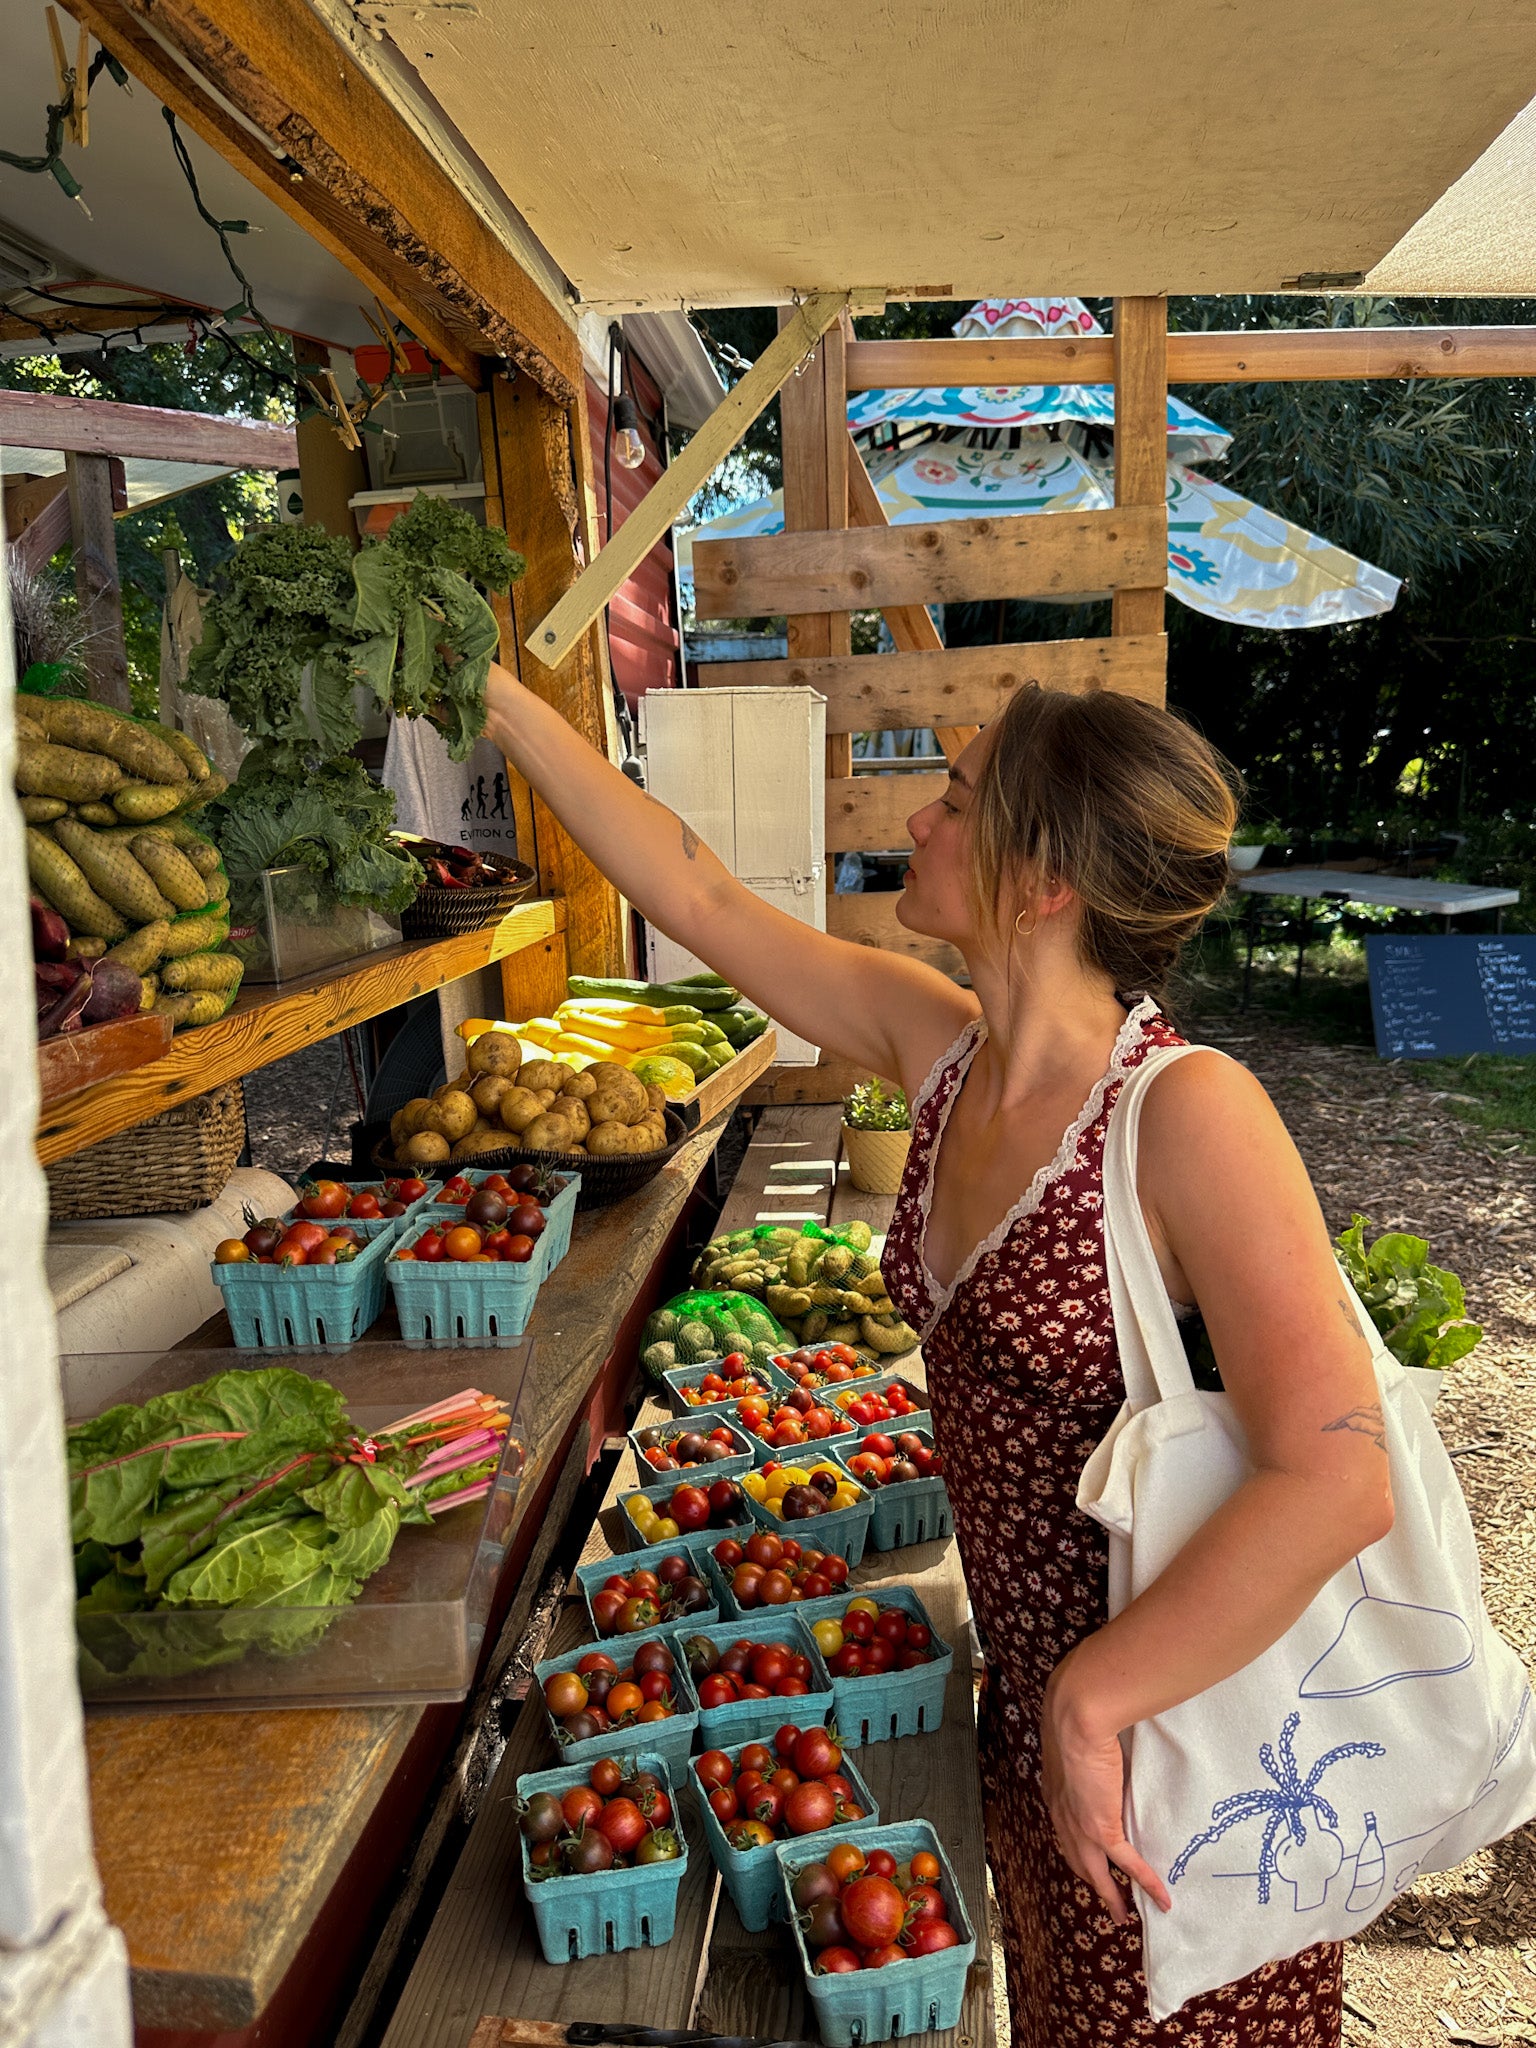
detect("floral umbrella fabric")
[678,433,1401,630]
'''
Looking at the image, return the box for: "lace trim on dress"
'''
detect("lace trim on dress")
[910,1014,986,1127]
[913,994,1160,1340]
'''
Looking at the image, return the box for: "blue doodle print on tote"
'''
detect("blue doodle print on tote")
[1299,1560,1475,1701]
[1168,1713,1385,1908]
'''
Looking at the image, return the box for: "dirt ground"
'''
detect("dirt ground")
[1197,1016,1536,2048]
[980,1014,1536,2047]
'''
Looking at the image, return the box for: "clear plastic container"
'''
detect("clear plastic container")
[228,865,401,984]
[67,1341,534,1710]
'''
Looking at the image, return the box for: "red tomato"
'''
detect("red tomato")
[738,1743,774,1775]
[903,1882,947,1926]
[861,1944,908,1969]
[863,1433,897,1460]
[840,1875,907,1950]
[903,1920,962,1955]
[669,1485,711,1533]
[589,1757,623,1797]
[596,1797,648,1856]
[285,1219,329,1252]
[786,1653,812,1683]
[504,1235,536,1262]
[695,1749,734,1789]
[774,1723,803,1760]
[875,1609,909,1645]
[842,1609,874,1644]
[800,1572,831,1601]
[739,1682,772,1700]
[747,1783,783,1828]
[792,1727,842,1779]
[745,1533,783,1569]
[347,1190,382,1218]
[560,1783,603,1830]
[308,1246,338,1265]
[396,1177,428,1202]
[414,1230,446,1263]
[828,1645,865,1678]
[727,1820,775,1851]
[707,1785,739,1826]
[482,1228,514,1259]
[638,1670,671,1702]
[865,1849,899,1880]
[814,1947,863,1975]
[698,1673,738,1709]
[714,1539,744,1570]
[822,1555,850,1587]
[777,1676,810,1697]
[758,1571,793,1607]
[275,1234,310,1267]
[576,1651,618,1676]
[784,1781,837,1835]
[862,1640,895,1674]
[905,1622,932,1651]
[299,1180,347,1219]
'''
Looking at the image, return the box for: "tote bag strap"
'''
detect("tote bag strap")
[1103,1043,1230,1414]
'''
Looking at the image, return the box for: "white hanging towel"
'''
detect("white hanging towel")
[1078,1044,1536,2019]
[380,716,521,863]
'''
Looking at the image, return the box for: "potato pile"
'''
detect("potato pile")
[390,1029,672,1166]
[18,696,240,1029]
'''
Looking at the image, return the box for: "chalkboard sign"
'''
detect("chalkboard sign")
[1366,935,1536,1058]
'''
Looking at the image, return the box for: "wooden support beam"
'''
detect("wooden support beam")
[847,324,1536,391]
[488,372,627,977]
[0,388,297,469]
[64,452,130,713]
[1111,298,1168,661]
[781,310,852,777]
[60,0,580,399]
[695,633,1169,726]
[826,771,946,853]
[527,293,846,671]
[694,506,1165,620]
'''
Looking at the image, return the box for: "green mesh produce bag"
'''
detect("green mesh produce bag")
[639,1289,790,1382]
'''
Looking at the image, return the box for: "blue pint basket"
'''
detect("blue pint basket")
[627,1412,756,1487]
[743,1474,872,1568]
[795,1586,953,1745]
[831,1429,951,1552]
[668,1609,835,1748]
[614,1473,754,1554]
[516,1750,688,1963]
[212,1216,398,1349]
[534,1634,699,1773]
[692,1739,879,1933]
[386,1249,542,1342]
[574,1533,722,1639]
[424,1168,580,1275]
[777,1820,977,2044]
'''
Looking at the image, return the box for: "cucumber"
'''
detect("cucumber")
[567,974,739,1012]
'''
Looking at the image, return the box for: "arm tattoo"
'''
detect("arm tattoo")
[680,821,700,861]
[1321,1403,1386,1452]
[1338,1294,1364,1334]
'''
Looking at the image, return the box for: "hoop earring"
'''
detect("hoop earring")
[1013,909,1038,939]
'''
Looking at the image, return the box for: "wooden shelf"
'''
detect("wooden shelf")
[37,899,562,1166]
[682,1024,777,1124]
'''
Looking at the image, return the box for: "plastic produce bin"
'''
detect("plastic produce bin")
[515,1751,689,1963]
[743,1477,873,1568]
[534,1635,699,1773]
[796,1586,953,1745]
[615,1473,754,1555]
[832,1429,951,1552]
[213,1216,398,1349]
[663,1357,793,1415]
[777,1820,977,2044]
[627,1412,756,1486]
[574,1532,722,1639]
[668,1609,835,1748]
[423,1168,580,1276]
[694,1738,879,1932]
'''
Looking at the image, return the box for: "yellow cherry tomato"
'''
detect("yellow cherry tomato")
[845,1596,879,1619]
[743,1472,767,1501]
[651,1516,680,1540]
[811,1619,844,1657]
[832,1487,861,1511]
[214,1238,251,1264]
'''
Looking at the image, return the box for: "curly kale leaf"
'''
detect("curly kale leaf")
[380,491,523,590]
[209,755,423,916]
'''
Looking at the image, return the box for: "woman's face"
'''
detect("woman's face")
[896,729,993,946]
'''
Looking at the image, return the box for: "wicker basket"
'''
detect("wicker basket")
[399,854,536,940]
[841,1120,912,1196]
[47,1082,246,1219]
[374,1109,690,1211]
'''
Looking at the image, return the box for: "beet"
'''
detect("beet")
[36,960,92,1039]
[83,960,144,1025]
[30,897,69,963]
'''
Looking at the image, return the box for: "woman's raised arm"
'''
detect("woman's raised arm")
[483,663,973,1091]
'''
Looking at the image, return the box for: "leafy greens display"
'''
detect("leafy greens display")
[71,1368,510,1683]
[209,753,422,916]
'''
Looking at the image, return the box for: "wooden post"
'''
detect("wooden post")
[780,308,852,776]
[293,338,366,547]
[64,451,130,712]
[485,370,627,980]
[1110,298,1168,674]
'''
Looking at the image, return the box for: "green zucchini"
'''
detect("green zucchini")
[567,974,739,1012]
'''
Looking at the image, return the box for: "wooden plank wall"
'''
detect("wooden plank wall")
[719,298,1171,1104]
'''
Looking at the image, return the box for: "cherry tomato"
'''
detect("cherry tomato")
[543,1671,588,1718]
[560,1783,603,1830]
[596,1797,648,1856]
[909,1851,941,1884]
[482,1228,514,1259]
[903,1921,962,1955]
[443,1225,483,1262]
[589,1757,623,1797]
[707,1785,738,1826]
[861,1944,908,1969]
[840,1874,908,1950]
[504,1234,536,1263]
[695,1749,734,1789]
[865,1849,898,1881]
[214,1239,250,1264]
[825,1844,866,1885]
[347,1190,382,1218]
[814,1947,862,1975]
[299,1180,347,1219]
[396,1177,428,1202]
[507,1202,546,1239]
[414,1230,446,1263]
[726,1820,775,1852]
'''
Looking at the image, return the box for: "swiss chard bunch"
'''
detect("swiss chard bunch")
[1334,1213,1484,1370]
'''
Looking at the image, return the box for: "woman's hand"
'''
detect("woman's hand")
[1041,1659,1170,1925]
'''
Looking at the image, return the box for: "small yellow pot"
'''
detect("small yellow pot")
[841,1121,913,1196]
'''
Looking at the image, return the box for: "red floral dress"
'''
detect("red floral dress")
[882,997,1342,2045]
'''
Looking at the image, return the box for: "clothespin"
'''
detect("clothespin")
[45,8,71,110]
[370,296,413,376]
[323,368,363,449]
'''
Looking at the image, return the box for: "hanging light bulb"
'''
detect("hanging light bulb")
[611,392,645,469]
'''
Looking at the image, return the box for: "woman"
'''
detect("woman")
[485,665,1391,2043]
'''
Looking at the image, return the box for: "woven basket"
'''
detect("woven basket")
[841,1120,912,1196]
[399,854,535,940]
[374,1109,690,1211]
[47,1082,246,1219]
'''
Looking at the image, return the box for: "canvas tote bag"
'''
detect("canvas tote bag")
[1077,1044,1536,2020]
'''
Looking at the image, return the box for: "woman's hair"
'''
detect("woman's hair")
[968,685,1241,996]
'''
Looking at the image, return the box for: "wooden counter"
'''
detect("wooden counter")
[86,1112,728,2040]
[381,1109,996,2048]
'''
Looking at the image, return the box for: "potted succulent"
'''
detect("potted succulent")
[841,1078,912,1196]
[1228,820,1286,872]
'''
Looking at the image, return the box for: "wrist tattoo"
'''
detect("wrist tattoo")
[1322,1403,1386,1452]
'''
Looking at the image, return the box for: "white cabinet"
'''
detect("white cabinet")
[639,688,825,1064]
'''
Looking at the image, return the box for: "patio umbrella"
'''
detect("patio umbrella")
[679,296,1401,630]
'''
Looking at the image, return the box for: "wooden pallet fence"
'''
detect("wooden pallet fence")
[825,771,947,853]
[691,504,1167,619]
